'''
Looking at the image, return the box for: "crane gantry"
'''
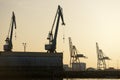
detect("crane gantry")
[69,37,86,67]
[96,42,110,70]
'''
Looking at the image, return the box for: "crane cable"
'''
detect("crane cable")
[15,30,16,40]
[61,7,65,43]
[63,26,65,43]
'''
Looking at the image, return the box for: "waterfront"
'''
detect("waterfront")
[63,78,120,80]
[5,78,120,80]
[25,79,120,80]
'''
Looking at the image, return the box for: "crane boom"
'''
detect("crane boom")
[45,5,65,53]
[10,12,16,43]
[53,5,65,50]
[3,12,16,51]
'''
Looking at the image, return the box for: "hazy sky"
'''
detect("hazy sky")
[1,0,120,68]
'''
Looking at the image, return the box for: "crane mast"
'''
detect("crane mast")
[45,5,65,53]
[3,12,16,52]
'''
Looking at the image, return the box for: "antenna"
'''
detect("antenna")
[22,43,27,52]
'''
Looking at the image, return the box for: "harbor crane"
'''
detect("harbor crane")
[3,12,16,52]
[96,42,110,70]
[69,37,86,67]
[45,5,65,53]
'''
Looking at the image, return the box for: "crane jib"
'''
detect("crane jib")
[12,12,16,29]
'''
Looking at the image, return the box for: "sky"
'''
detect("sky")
[1,0,120,69]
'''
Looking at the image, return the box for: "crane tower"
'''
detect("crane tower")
[69,37,86,67]
[3,12,16,52]
[45,5,65,53]
[96,42,110,70]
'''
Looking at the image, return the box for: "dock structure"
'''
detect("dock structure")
[63,70,120,78]
[0,51,63,71]
[0,70,120,79]
[0,51,120,79]
[0,51,63,79]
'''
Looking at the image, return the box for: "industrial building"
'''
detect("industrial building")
[0,52,63,72]
[72,62,86,71]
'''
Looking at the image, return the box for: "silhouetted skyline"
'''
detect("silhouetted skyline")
[0,0,120,68]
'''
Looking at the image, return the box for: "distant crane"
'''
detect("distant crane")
[22,43,27,52]
[69,37,86,67]
[96,42,110,70]
[3,12,16,52]
[45,5,65,53]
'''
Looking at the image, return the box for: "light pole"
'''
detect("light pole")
[22,43,26,52]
